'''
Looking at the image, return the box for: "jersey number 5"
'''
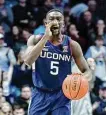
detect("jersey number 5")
[50,61,59,75]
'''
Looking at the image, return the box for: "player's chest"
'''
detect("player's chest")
[39,44,71,61]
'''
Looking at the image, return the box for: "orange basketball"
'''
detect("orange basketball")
[62,73,89,100]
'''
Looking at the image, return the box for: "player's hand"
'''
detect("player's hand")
[44,22,54,38]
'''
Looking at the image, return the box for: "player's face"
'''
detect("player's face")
[46,11,64,36]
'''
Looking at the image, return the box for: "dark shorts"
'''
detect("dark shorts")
[28,87,71,115]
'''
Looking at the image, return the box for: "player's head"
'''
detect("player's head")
[45,9,64,36]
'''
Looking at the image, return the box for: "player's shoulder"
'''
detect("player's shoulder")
[69,39,80,47]
[64,34,71,40]
[63,34,71,44]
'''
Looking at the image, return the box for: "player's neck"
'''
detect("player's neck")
[49,34,63,44]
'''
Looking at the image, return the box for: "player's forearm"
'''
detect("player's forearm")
[24,35,49,66]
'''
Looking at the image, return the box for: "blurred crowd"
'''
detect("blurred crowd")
[0,0,106,115]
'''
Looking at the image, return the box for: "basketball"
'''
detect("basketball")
[62,73,89,100]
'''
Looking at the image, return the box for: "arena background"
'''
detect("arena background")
[0,0,106,115]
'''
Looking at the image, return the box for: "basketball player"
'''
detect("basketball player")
[24,9,92,115]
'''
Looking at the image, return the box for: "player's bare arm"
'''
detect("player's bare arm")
[70,40,92,81]
[24,22,54,66]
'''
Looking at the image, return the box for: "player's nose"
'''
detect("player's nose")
[53,19,59,25]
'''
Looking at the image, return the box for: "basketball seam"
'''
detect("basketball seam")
[69,74,72,99]
[73,75,82,99]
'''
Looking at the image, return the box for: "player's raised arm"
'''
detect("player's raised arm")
[24,22,54,66]
[70,40,92,81]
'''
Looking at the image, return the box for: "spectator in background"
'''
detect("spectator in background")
[88,0,97,13]
[87,0,98,22]
[0,33,16,71]
[0,87,3,96]
[63,4,70,31]
[13,105,25,115]
[96,20,106,46]
[0,25,5,35]
[0,96,6,108]
[0,0,13,33]
[0,102,13,115]
[28,0,46,28]
[69,3,88,23]
[78,10,96,50]
[0,33,16,96]
[71,93,93,115]
[12,26,28,56]
[12,0,34,29]
[34,18,45,35]
[85,36,106,95]
[14,85,31,114]
[93,82,106,115]
[96,0,106,23]
[22,28,32,42]
[0,88,6,107]
[96,20,105,36]
[44,0,54,12]
[68,24,87,53]
[53,0,64,12]
[12,48,32,88]
[12,26,23,56]
[71,58,95,115]
[0,25,12,47]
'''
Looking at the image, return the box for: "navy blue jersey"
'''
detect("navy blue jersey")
[32,35,72,89]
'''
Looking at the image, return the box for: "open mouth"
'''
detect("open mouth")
[51,26,59,30]
[53,26,59,29]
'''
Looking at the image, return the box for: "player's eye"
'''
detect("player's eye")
[56,17,61,21]
[49,17,54,20]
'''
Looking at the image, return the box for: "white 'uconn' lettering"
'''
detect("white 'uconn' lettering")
[53,53,58,60]
[40,51,71,62]
[40,51,46,58]
[65,55,71,61]
[47,52,52,58]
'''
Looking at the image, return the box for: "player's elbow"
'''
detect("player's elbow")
[24,58,32,67]
[23,54,32,67]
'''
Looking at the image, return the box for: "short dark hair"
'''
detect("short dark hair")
[46,9,63,18]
